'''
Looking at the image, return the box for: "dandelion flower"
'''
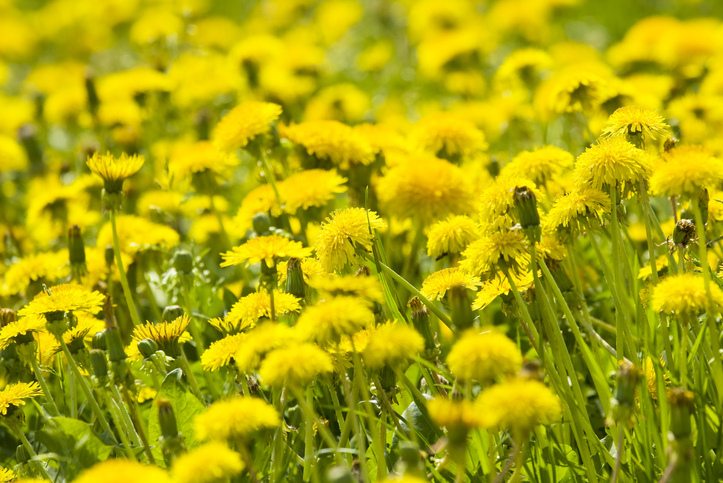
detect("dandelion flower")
[295,296,375,345]
[280,169,347,213]
[472,271,534,311]
[315,208,386,272]
[0,468,15,483]
[277,258,328,286]
[0,382,42,416]
[651,273,723,315]
[542,188,610,236]
[1,250,69,296]
[428,398,481,430]
[426,215,479,259]
[649,146,723,198]
[409,113,487,160]
[477,174,540,230]
[131,315,191,358]
[18,284,104,318]
[476,378,562,435]
[86,152,144,193]
[213,101,282,153]
[501,146,574,185]
[459,230,529,278]
[222,290,301,332]
[201,333,246,371]
[308,274,384,303]
[195,396,280,443]
[362,323,424,369]
[280,120,376,169]
[75,459,172,483]
[0,314,46,350]
[602,106,672,141]
[377,157,475,225]
[221,235,312,268]
[573,137,651,191]
[172,441,244,483]
[259,343,334,387]
[168,141,238,180]
[96,215,180,256]
[447,329,522,382]
[420,268,481,301]
[538,68,610,116]
[234,322,298,373]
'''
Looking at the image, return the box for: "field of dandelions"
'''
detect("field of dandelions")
[4,1,723,483]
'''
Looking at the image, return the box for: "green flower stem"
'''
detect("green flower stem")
[268,284,276,322]
[509,438,528,483]
[609,186,628,361]
[610,425,625,483]
[639,180,661,285]
[500,265,540,353]
[260,151,281,200]
[573,303,617,357]
[181,281,221,401]
[59,339,118,444]
[209,194,232,250]
[120,388,156,465]
[362,253,452,327]
[325,381,347,445]
[14,427,53,481]
[372,375,406,437]
[302,385,315,481]
[179,351,205,403]
[338,360,369,482]
[110,208,142,327]
[351,353,386,481]
[102,391,137,460]
[68,364,77,419]
[28,356,59,417]
[110,385,143,448]
[289,385,341,461]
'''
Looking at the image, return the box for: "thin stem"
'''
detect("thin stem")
[110,385,143,448]
[351,353,386,481]
[610,186,626,361]
[110,209,142,327]
[611,425,625,483]
[179,352,205,403]
[639,180,660,285]
[14,428,53,481]
[121,388,156,465]
[492,439,520,483]
[260,151,281,200]
[181,281,220,401]
[102,391,137,460]
[59,339,118,444]
[29,356,59,416]
[68,364,77,419]
[290,385,340,460]
[500,265,540,353]
[680,320,688,389]
[302,385,314,481]
[209,194,232,249]
[268,284,276,322]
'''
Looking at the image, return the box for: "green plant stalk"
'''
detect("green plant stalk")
[680,319,688,389]
[181,282,221,401]
[208,194,232,250]
[610,186,627,361]
[351,353,386,481]
[325,381,348,452]
[610,425,625,483]
[362,253,452,327]
[179,351,205,403]
[302,385,314,482]
[260,151,281,200]
[121,388,156,465]
[14,427,53,481]
[58,339,118,444]
[509,438,528,483]
[639,180,660,285]
[500,265,540,355]
[110,209,142,327]
[110,385,143,448]
[289,385,341,462]
[68,363,78,419]
[28,356,59,417]
[102,391,137,460]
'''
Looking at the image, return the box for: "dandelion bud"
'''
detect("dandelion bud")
[163,305,185,322]
[513,186,541,231]
[0,308,16,328]
[664,137,677,153]
[673,219,696,247]
[105,326,126,363]
[138,338,159,359]
[666,388,694,483]
[157,398,186,465]
[607,360,641,428]
[84,69,99,117]
[172,250,193,274]
[18,123,43,170]
[91,330,107,350]
[90,349,109,387]
[194,108,211,141]
[379,365,396,392]
[549,261,574,295]
[285,257,307,299]
[68,225,88,280]
[16,443,29,464]
[104,245,114,268]
[396,442,426,478]
[696,189,709,226]
[252,212,271,235]
[448,286,474,332]
[409,297,435,352]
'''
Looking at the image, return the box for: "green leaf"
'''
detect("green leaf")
[147,370,207,467]
[36,417,112,479]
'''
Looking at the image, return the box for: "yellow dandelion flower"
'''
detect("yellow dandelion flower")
[315,208,386,272]
[377,156,475,225]
[477,174,540,230]
[62,313,103,348]
[651,273,723,315]
[477,378,562,435]
[0,135,28,173]
[234,184,283,232]
[447,329,522,382]
[642,356,668,400]
[18,284,104,317]
[409,113,487,160]
[573,137,651,191]
[303,83,370,123]
[0,382,42,415]
[220,235,312,268]
[86,152,144,192]
[0,315,46,350]
[295,296,375,345]
[234,322,298,373]
[362,322,424,369]
[96,215,180,256]
[459,230,530,278]
[280,120,376,169]
[426,215,479,259]
[352,123,410,165]
[259,343,334,387]
[213,101,282,153]
[542,188,611,236]
[201,333,247,371]
[168,141,238,180]
[277,258,329,286]
[501,146,574,186]
[131,315,191,357]
[420,268,481,301]
[75,458,172,483]
[638,255,669,280]
[649,145,723,197]
[223,290,302,332]
[0,468,16,483]
[172,441,244,483]
[308,274,384,303]
[601,106,672,141]
[194,396,280,442]
[472,271,534,311]
[537,67,611,116]
[279,169,347,213]
[2,250,69,296]
[428,398,481,430]
[494,48,553,89]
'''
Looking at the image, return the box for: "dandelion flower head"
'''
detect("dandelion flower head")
[476,378,562,434]
[573,137,651,191]
[221,235,312,268]
[426,215,479,259]
[234,322,298,373]
[315,208,386,272]
[602,106,672,141]
[362,322,424,369]
[172,441,244,483]
[280,169,347,213]
[86,152,144,191]
[18,284,105,318]
[259,343,334,387]
[308,274,384,303]
[459,230,530,278]
[428,397,481,430]
[649,145,723,198]
[194,396,280,442]
[75,459,172,483]
[501,145,574,185]
[280,120,376,169]
[294,296,375,345]
[447,329,522,382]
[213,101,282,152]
[0,314,46,350]
[651,273,723,316]
[420,268,481,301]
[201,333,247,371]
[0,382,42,416]
[409,112,487,160]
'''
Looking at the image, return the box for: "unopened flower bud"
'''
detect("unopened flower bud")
[91,330,107,350]
[513,186,541,243]
[285,257,307,299]
[84,68,99,117]
[138,338,159,359]
[607,360,642,428]
[105,245,114,268]
[172,250,193,274]
[664,137,677,153]
[668,388,694,440]
[68,225,88,280]
[379,365,396,392]
[409,297,435,352]
[105,326,127,363]
[157,398,186,465]
[252,212,271,234]
[0,308,16,328]
[90,349,109,386]
[448,285,474,332]
[673,219,696,247]
[163,305,185,322]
